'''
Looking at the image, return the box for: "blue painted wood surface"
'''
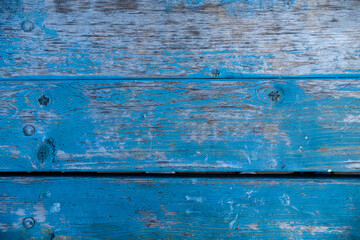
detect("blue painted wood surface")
[0,78,359,172]
[1,0,360,238]
[0,176,359,239]
[0,0,360,77]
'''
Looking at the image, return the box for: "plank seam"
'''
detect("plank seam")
[1,171,360,178]
[1,75,360,81]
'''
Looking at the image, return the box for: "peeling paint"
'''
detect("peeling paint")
[33,202,47,223]
[278,222,347,235]
[185,196,205,203]
[50,203,61,213]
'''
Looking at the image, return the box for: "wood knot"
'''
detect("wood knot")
[36,139,55,163]
[268,90,281,102]
[256,85,284,104]
[38,94,50,106]
[49,233,56,240]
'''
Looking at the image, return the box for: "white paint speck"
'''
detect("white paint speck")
[0,223,9,232]
[15,208,25,216]
[344,115,360,123]
[229,214,238,229]
[246,224,260,230]
[33,202,47,223]
[50,203,61,213]
[278,222,345,235]
[345,160,360,169]
[185,196,205,203]
[279,193,290,206]
[245,190,254,199]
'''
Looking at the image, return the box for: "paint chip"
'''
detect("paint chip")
[50,203,61,213]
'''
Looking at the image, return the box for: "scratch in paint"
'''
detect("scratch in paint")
[344,115,360,123]
[185,196,205,203]
[229,214,238,229]
[279,193,298,211]
[279,193,290,206]
[278,222,347,235]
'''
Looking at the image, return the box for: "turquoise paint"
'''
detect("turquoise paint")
[0,177,359,239]
[1,74,360,81]
[0,0,359,239]
[0,78,359,172]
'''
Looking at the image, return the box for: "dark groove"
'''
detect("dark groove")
[2,74,360,82]
[1,171,360,178]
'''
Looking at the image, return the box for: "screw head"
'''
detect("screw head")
[211,69,220,77]
[23,125,35,136]
[268,90,281,102]
[21,20,34,32]
[23,217,35,229]
[38,94,50,106]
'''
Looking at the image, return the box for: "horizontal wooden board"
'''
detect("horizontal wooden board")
[0,0,360,77]
[0,78,359,172]
[0,177,359,239]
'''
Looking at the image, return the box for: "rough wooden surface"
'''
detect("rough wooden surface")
[0,0,360,78]
[0,78,359,172]
[0,177,359,239]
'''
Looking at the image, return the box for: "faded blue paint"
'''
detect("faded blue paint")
[0,78,359,172]
[1,74,360,81]
[2,0,359,78]
[0,177,359,239]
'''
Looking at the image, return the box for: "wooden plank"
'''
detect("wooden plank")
[0,78,359,172]
[0,176,359,239]
[0,0,360,78]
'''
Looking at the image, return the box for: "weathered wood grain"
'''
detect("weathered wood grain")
[0,0,360,77]
[0,78,359,172]
[0,177,359,239]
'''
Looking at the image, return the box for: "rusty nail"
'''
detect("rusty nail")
[23,125,35,136]
[23,217,35,229]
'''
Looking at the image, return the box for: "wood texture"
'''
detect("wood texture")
[0,78,359,172]
[0,177,359,239]
[0,0,360,78]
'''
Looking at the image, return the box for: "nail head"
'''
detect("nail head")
[23,217,35,229]
[211,69,220,77]
[21,20,34,32]
[268,90,281,102]
[23,125,35,136]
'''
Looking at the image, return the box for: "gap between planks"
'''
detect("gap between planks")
[1,171,360,178]
[2,74,360,82]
